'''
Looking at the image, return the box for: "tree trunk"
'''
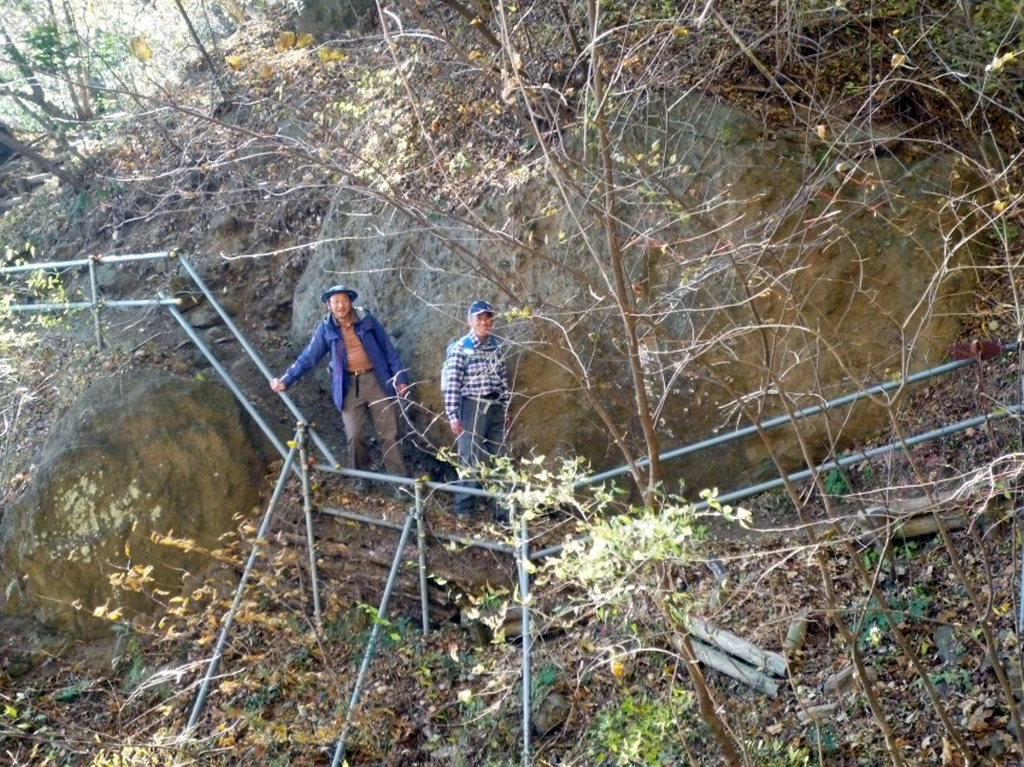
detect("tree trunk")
[0,125,81,190]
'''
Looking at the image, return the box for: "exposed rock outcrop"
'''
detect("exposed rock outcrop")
[0,370,268,638]
[286,95,977,493]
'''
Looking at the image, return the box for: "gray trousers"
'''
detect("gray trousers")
[341,372,407,478]
[455,396,506,516]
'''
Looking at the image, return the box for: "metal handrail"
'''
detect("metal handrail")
[0,250,172,274]
[581,349,1016,488]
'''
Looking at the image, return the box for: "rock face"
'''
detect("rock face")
[0,371,267,638]
[287,95,976,494]
[293,0,377,35]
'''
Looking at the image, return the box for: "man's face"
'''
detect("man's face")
[328,292,352,322]
[468,311,494,339]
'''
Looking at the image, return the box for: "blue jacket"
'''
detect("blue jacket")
[280,308,408,411]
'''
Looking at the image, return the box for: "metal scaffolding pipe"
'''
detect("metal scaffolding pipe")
[709,405,1022,510]
[415,484,431,634]
[517,504,532,767]
[161,292,292,462]
[331,510,418,767]
[0,250,172,275]
[312,463,498,500]
[3,298,180,312]
[581,350,1012,488]
[298,425,322,627]
[185,440,298,732]
[87,257,102,348]
[530,403,1023,562]
[317,505,516,556]
[176,256,343,468]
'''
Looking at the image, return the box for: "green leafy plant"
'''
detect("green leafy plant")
[822,468,851,497]
[744,737,813,766]
[585,687,696,766]
[924,667,972,692]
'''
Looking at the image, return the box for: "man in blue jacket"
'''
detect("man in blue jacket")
[270,285,409,495]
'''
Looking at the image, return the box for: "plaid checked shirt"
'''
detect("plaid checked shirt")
[443,332,511,426]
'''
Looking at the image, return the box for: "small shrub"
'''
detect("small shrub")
[584,687,696,766]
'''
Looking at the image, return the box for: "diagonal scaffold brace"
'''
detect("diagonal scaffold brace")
[296,422,322,627]
[183,421,321,734]
[329,504,418,767]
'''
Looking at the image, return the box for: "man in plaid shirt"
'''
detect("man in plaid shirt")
[443,300,511,521]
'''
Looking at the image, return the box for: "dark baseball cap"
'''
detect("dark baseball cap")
[321,285,358,303]
[468,300,493,318]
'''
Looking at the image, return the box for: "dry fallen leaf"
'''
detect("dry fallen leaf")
[317,47,347,63]
[276,31,296,51]
[610,656,625,678]
[941,736,964,766]
[130,36,152,63]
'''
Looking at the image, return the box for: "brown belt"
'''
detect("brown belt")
[347,369,373,376]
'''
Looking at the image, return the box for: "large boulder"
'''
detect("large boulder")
[0,370,268,638]
[288,95,977,495]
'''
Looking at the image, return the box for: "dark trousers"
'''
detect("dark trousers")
[455,396,506,516]
[341,373,407,477]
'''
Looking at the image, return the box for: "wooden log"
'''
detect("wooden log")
[685,615,787,678]
[15,173,50,195]
[671,633,780,696]
[0,129,81,189]
[784,609,810,654]
[854,467,1012,548]
[823,663,855,695]
[859,506,969,544]
[798,703,839,723]
[891,510,968,539]
[823,662,877,696]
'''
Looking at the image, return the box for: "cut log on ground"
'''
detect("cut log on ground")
[854,468,1014,548]
[15,173,52,195]
[823,662,878,697]
[684,615,787,678]
[858,507,969,546]
[784,609,810,654]
[798,702,840,723]
[671,633,780,696]
[0,129,80,189]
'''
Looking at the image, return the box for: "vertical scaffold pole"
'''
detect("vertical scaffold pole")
[297,423,322,628]
[87,255,102,349]
[330,510,417,767]
[1017,528,1024,635]
[185,436,299,732]
[415,482,430,635]
[516,502,532,767]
